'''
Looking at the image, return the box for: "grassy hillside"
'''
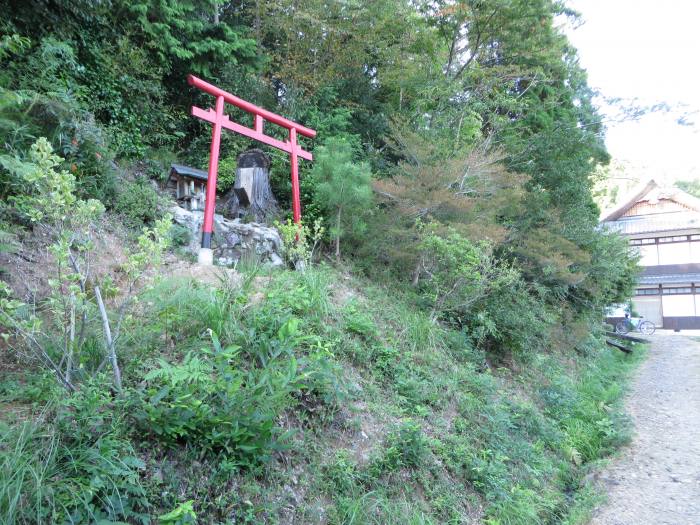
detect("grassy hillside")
[1,264,643,524]
[1,2,644,522]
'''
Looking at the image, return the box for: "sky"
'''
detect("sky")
[564,0,700,183]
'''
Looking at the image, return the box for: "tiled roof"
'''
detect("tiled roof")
[601,212,700,235]
[170,163,208,182]
[639,273,700,285]
[642,263,700,276]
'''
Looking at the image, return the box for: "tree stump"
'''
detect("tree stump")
[222,149,278,223]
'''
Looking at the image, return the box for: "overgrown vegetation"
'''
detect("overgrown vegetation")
[1,267,644,524]
[0,0,643,523]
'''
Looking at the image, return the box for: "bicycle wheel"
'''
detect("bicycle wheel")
[639,321,656,335]
[615,321,630,334]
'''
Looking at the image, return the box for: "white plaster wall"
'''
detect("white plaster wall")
[661,294,695,317]
[633,296,663,325]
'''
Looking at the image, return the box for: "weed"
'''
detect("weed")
[158,500,196,524]
[169,223,192,247]
[370,420,427,474]
[0,386,148,524]
[343,301,378,340]
[133,331,299,464]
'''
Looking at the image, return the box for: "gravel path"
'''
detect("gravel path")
[590,333,700,525]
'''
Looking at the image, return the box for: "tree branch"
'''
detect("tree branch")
[94,286,122,393]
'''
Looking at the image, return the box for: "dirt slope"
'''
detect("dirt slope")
[591,333,700,525]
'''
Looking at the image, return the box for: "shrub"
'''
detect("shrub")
[322,450,364,495]
[416,222,518,324]
[158,500,197,524]
[370,420,427,475]
[70,140,118,205]
[343,301,378,340]
[3,137,80,224]
[274,218,324,268]
[115,177,162,228]
[0,139,171,393]
[134,330,300,465]
[467,278,555,355]
[169,223,192,247]
[216,155,237,193]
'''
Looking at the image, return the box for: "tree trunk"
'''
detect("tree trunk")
[95,286,122,393]
[223,149,277,222]
[335,207,342,259]
[411,259,422,286]
[66,295,75,384]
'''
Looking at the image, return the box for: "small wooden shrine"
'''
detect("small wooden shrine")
[167,164,208,211]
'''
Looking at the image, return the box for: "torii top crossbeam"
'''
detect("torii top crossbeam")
[187,75,316,265]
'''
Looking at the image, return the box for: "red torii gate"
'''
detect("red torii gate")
[187,74,316,265]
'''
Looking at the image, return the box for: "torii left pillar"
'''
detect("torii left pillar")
[199,94,225,264]
[187,75,316,265]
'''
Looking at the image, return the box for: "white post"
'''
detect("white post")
[198,248,214,265]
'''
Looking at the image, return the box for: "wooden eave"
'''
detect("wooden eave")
[600,179,700,222]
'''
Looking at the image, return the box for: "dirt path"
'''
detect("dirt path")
[590,333,700,525]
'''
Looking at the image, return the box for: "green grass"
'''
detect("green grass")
[0,395,149,524]
[0,265,646,524]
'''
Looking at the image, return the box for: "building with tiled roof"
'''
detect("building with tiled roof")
[601,179,700,329]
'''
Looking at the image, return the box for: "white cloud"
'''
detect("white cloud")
[566,0,700,180]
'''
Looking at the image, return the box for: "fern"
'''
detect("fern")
[144,352,213,387]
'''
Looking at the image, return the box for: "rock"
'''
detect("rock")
[217,256,236,266]
[269,252,284,268]
[170,205,285,268]
[294,259,306,272]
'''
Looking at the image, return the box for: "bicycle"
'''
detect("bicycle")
[615,315,656,335]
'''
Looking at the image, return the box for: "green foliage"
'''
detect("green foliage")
[370,420,427,473]
[125,0,259,78]
[417,222,519,323]
[215,155,237,193]
[3,0,259,161]
[311,137,373,258]
[1,261,645,524]
[125,214,173,279]
[3,137,79,224]
[115,177,162,228]
[159,500,197,524]
[134,332,299,463]
[1,0,637,322]
[274,217,325,268]
[0,34,30,59]
[343,301,379,340]
[676,179,700,198]
[0,63,118,206]
[467,278,555,355]
[169,223,192,247]
[69,137,118,204]
[0,1,647,522]
[0,138,172,394]
[0,386,149,524]
[5,37,84,96]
